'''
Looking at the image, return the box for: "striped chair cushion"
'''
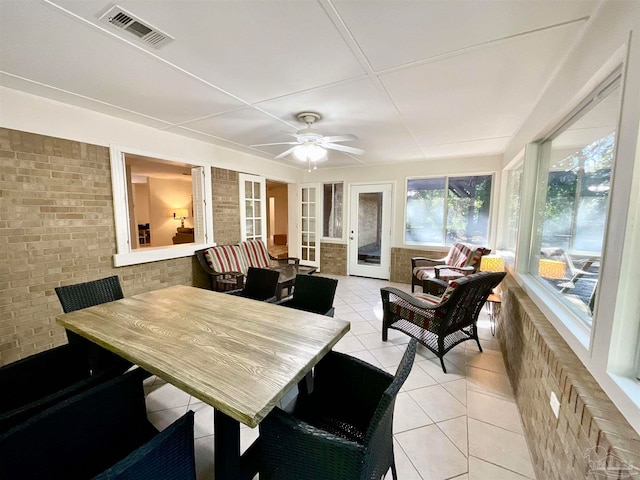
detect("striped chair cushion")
[239,240,271,269]
[204,245,247,274]
[413,243,488,281]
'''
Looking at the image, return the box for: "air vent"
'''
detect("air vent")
[99,6,173,48]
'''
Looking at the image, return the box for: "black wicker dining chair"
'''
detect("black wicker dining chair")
[258,339,417,480]
[227,267,280,302]
[276,274,338,316]
[55,275,133,375]
[0,368,196,480]
[381,271,506,373]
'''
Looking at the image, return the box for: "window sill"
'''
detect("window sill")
[113,243,214,267]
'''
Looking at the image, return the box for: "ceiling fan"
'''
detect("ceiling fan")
[251,112,364,170]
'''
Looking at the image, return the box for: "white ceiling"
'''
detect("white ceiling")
[0,0,600,169]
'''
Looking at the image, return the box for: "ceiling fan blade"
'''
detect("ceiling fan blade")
[324,143,365,155]
[322,134,357,143]
[274,146,299,159]
[250,142,299,147]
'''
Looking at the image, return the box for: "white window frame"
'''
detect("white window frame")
[321,181,345,242]
[403,173,495,247]
[495,152,524,267]
[109,145,214,267]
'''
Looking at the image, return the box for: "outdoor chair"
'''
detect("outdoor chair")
[276,274,338,316]
[0,368,196,480]
[227,266,280,302]
[55,275,133,376]
[258,339,417,480]
[0,344,115,433]
[195,245,246,292]
[411,242,490,293]
[382,271,505,373]
[239,238,299,269]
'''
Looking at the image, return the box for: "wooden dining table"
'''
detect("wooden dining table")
[56,284,350,480]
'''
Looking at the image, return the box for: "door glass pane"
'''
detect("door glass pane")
[246,220,254,236]
[245,200,253,217]
[302,203,309,217]
[358,192,382,266]
[302,188,309,202]
[254,219,262,236]
[245,181,253,199]
[254,183,261,199]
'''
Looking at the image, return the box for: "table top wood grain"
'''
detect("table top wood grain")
[56,285,349,427]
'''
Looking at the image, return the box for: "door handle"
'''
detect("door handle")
[350,236,354,240]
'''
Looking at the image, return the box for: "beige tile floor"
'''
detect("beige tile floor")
[144,274,536,480]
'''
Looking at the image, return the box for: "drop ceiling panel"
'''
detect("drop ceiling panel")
[422,137,510,160]
[381,23,584,150]
[333,0,596,71]
[53,0,367,104]
[0,1,245,125]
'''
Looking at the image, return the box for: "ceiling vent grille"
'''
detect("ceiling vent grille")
[99,6,173,48]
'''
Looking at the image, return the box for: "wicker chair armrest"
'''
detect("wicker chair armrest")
[380,286,446,310]
[411,256,447,268]
[259,407,365,478]
[433,265,475,279]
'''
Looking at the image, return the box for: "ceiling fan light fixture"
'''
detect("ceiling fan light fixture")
[293,142,326,162]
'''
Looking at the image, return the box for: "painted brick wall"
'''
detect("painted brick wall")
[0,128,194,367]
[320,242,347,275]
[498,276,640,479]
[212,167,241,245]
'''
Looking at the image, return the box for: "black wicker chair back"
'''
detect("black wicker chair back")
[0,369,196,480]
[278,274,338,316]
[258,340,417,480]
[228,267,280,301]
[55,276,132,375]
[381,271,506,373]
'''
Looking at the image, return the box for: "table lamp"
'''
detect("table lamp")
[538,259,566,280]
[173,208,189,228]
[479,254,505,273]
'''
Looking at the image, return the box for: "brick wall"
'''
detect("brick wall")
[212,167,241,245]
[498,276,640,479]
[320,242,347,275]
[390,246,444,284]
[0,128,194,367]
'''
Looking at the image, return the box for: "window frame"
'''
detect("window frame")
[109,145,214,267]
[321,181,345,242]
[403,172,495,247]
[495,153,524,267]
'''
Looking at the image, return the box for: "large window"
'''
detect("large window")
[497,165,523,266]
[405,175,492,245]
[530,73,621,327]
[322,182,343,239]
[109,146,213,267]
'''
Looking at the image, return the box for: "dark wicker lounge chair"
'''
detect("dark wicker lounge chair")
[259,339,417,480]
[381,271,505,373]
[276,274,338,316]
[0,368,196,480]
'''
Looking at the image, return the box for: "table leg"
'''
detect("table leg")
[214,410,260,480]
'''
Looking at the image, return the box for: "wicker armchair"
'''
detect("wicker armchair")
[55,275,132,376]
[227,267,280,302]
[0,369,196,480]
[259,339,417,480]
[0,344,115,433]
[382,271,505,373]
[411,242,490,293]
[195,246,246,292]
[276,274,338,316]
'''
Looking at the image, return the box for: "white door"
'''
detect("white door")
[348,183,393,279]
[239,174,267,242]
[299,183,321,268]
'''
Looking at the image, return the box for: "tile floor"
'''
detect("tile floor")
[143,274,537,480]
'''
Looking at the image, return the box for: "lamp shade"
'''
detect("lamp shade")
[479,255,505,273]
[173,208,189,219]
[538,259,566,280]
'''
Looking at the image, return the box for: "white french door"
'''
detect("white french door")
[348,183,392,279]
[299,183,321,268]
[239,174,267,242]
